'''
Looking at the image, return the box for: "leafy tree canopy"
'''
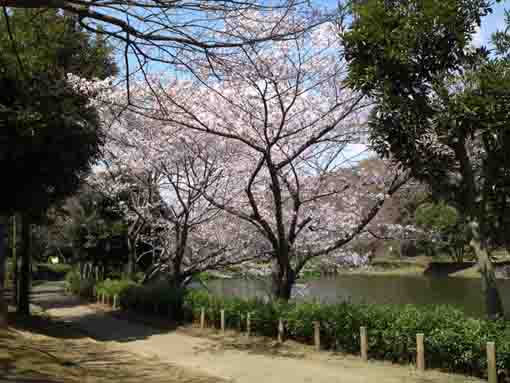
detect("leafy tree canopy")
[0,9,116,216]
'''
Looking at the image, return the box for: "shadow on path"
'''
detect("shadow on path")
[27,281,173,343]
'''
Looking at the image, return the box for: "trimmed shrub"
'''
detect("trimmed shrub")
[65,270,95,298]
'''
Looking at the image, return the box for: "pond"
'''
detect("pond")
[206,274,510,318]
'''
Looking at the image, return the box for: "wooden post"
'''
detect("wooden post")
[113,295,118,309]
[416,333,425,371]
[101,293,105,305]
[278,318,284,343]
[487,342,497,383]
[313,321,320,351]
[0,220,6,328]
[220,309,225,333]
[246,312,251,337]
[200,307,205,330]
[360,326,368,361]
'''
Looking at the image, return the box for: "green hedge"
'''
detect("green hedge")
[66,274,510,380]
[184,290,510,380]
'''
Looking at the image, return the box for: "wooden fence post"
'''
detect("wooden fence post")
[416,333,425,371]
[246,312,251,337]
[200,307,205,330]
[220,309,225,333]
[313,321,320,351]
[278,318,284,343]
[360,326,368,361]
[487,342,497,383]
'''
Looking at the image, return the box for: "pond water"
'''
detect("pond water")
[206,274,510,318]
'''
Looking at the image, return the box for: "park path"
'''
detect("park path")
[32,282,483,383]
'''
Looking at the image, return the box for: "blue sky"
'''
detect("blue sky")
[473,1,508,47]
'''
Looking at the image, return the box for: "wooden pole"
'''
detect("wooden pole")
[220,309,225,333]
[360,326,368,361]
[313,321,320,351]
[246,312,251,337]
[416,333,425,371]
[200,307,205,330]
[11,215,17,306]
[278,318,284,343]
[487,342,497,383]
[0,219,7,328]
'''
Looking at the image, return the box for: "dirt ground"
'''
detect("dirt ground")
[0,312,223,383]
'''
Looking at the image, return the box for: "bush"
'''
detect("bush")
[183,290,510,380]
[95,278,137,299]
[65,270,95,298]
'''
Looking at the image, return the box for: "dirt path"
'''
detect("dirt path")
[32,282,484,383]
[2,311,222,383]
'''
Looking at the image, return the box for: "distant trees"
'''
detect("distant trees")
[414,202,470,262]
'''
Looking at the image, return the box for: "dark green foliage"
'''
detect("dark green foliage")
[342,0,510,317]
[0,9,117,79]
[65,269,95,298]
[0,8,116,215]
[65,186,129,269]
[95,278,138,300]
[344,0,491,97]
[0,73,103,215]
[415,202,471,261]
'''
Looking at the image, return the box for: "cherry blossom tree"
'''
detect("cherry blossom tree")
[89,105,263,291]
[96,18,410,300]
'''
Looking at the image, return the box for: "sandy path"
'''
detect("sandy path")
[33,282,483,383]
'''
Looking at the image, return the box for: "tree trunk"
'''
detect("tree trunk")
[470,230,504,319]
[10,215,19,307]
[168,276,185,322]
[18,214,31,316]
[0,218,8,327]
[271,260,295,301]
[126,237,136,279]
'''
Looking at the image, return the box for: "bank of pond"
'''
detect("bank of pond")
[65,271,510,382]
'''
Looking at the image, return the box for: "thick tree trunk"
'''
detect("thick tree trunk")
[0,218,8,327]
[469,224,504,319]
[271,261,295,301]
[18,214,31,315]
